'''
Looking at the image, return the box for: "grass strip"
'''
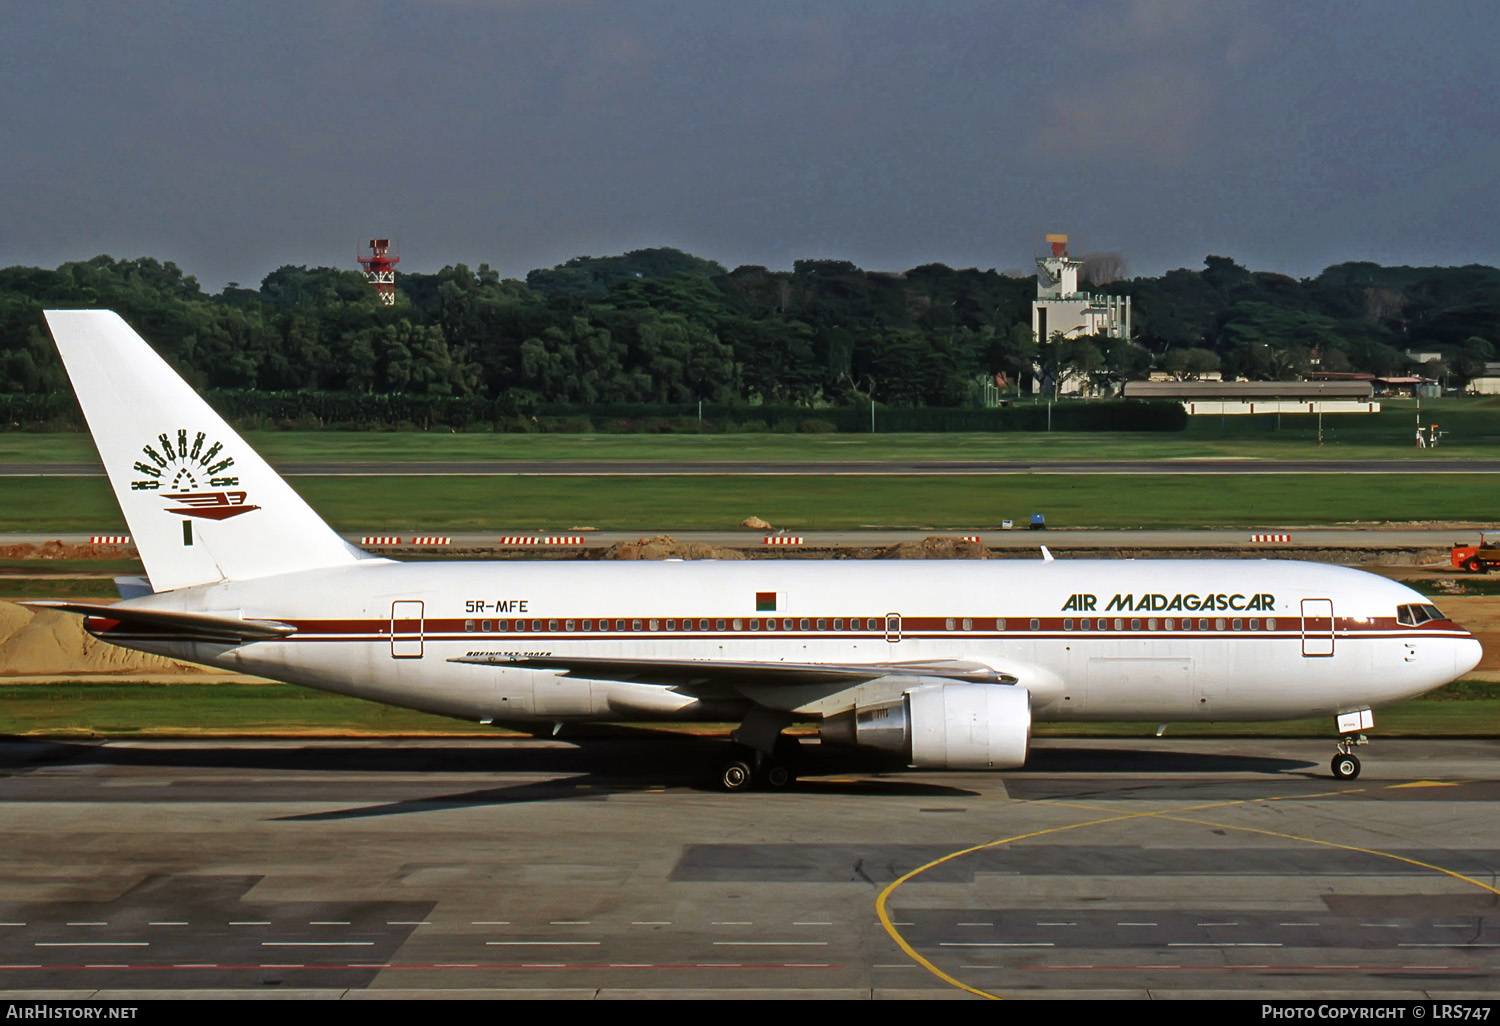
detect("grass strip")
[4,400,1500,463]
[3,473,1500,533]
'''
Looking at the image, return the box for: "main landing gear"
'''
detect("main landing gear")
[1331,734,1367,780]
[719,737,801,792]
[719,707,801,792]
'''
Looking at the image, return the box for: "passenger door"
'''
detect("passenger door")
[1300,598,1334,657]
[391,600,424,659]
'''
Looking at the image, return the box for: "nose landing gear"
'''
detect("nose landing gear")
[1331,734,1367,780]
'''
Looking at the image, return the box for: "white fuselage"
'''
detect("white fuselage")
[89,558,1482,727]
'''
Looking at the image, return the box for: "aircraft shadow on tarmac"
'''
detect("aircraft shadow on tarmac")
[0,734,1318,822]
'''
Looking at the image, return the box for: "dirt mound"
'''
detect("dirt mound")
[601,535,747,561]
[0,600,211,678]
[0,540,134,560]
[876,536,990,560]
[740,516,771,529]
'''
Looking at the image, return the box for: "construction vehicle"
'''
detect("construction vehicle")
[1451,533,1500,573]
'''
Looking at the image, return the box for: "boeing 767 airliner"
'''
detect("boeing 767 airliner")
[30,311,1483,788]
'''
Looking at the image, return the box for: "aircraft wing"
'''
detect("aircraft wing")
[24,602,296,642]
[449,653,1016,689]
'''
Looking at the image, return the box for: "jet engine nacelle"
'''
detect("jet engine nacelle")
[820,682,1031,770]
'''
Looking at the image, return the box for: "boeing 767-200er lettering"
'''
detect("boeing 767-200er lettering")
[31,311,1483,788]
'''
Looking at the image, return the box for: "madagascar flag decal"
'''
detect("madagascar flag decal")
[756,591,777,612]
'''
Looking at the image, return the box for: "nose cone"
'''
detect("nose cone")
[1456,634,1484,678]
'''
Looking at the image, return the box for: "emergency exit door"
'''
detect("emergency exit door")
[391,600,425,658]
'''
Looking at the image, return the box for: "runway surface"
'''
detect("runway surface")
[3,458,1498,477]
[1,736,1497,999]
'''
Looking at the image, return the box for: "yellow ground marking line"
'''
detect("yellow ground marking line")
[875,796,1283,1000]
[1389,780,1460,788]
[876,782,1492,999]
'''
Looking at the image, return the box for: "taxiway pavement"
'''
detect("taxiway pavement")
[0,737,1496,1000]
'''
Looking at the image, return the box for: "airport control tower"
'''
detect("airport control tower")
[1031,233,1130,347]
[356,239,400,306]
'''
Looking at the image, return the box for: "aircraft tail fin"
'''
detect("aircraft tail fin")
[44,310,370,592]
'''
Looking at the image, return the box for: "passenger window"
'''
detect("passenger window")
[1232,618,1242,630]
[996,618,1007,630]
[548,619,558,632]
[1064,618,1073,631]
[479,620,489,632]
[1250,618,1259,630]
[1030,618,1040,631]
[716,619,727,630]
[497,619,508,631]
[800,618,810,630]
[1114,619,1124,630]
[1165,618,1175,630]
[946,618,955,630]
[1215,618,1226,630]
[631,619,642,631]
[566,620,575,632]
[582,620,592,631]
[1267,617,1276,630]
[1148,618,1158,630]
[649,619,659,631]
[734,619,744,630]
[465,619,475,633]
[962,618,972,630]
[1198,619,1208,630]
[1082,618,1091,630]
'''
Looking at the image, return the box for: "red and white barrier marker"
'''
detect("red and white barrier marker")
[90,535,131,544]
[961,535,981,543]
[411,536,450,546]
[361,536,402,545]
[1251,533,1291,543]
[764,536,804,546]
[542,536,585,545]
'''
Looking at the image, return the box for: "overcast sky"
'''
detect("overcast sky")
[3,0,1498,290]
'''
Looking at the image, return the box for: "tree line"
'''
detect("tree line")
[0,248,1495,429]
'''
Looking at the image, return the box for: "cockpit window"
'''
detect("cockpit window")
[1397,603,1445,626]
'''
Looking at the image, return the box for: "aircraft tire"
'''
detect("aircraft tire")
[1331,753,1361,780]
[720,759,754,792]
[762,762,795,789]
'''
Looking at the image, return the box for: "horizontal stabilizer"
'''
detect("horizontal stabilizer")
[25,601,296,643]
[450,653,1015,688]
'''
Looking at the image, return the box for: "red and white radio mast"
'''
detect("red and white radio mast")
[356,238,400,305]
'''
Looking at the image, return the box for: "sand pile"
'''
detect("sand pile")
[0,600,207,677]
[0,541,134,560]
[601,535,747,560]
[877,536,990,560]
